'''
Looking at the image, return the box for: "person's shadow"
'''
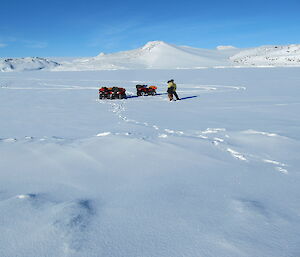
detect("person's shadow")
[126,95,139,99]
[156,93,198,100]
[127,93,168,98]
[126,94,198,100]
[179,96,198,100]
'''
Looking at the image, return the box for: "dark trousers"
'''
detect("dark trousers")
[173,91,180,100]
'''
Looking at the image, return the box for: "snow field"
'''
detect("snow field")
[0,68,300,257]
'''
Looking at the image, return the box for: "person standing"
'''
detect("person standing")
[167,79,180,101]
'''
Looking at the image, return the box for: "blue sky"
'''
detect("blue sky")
[0,0,299,57]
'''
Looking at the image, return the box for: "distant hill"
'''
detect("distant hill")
[2,42,300,72]
[56,41,240,70]
[0,57,60,72]
[230,44,300,66]
[56,41,300,70]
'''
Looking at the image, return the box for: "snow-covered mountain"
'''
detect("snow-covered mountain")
[56,41,300,70]
[2,42,300,72]
[56,41,240,70]
[0,57,60,72]
[230,44,300,66]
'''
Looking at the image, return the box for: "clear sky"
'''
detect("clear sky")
[1,0,300,57]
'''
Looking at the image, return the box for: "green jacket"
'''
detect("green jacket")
[168,81,177,91]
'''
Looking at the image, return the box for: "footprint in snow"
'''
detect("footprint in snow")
[15,193,53,209]
[52,199,95,253]
[263,159,289,174]
[201,128,226,134]
[5,194,96,254]
[164,129,184,135]
[197,135,208,139]
[243,130,279,137]
[16,193,37,199]
[158,134,168,138]
[232,198,269,219]
[96,132,111,137]
[214,137,225,142]
[227,148,247,161]
[0,138,17,143]
[275,167,288,174]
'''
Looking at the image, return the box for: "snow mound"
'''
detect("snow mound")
[0,57,60,72]
[230,44,300,66]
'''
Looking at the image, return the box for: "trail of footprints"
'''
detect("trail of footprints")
[0,136,68,144]
[163,128,289,175]
[0,101,289,176]
[108,102,290,175]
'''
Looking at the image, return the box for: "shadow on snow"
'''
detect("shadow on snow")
[180,96,198,100]
[127,94,198,100]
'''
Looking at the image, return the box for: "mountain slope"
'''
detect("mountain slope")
[0,57,60,72]
[57,41,300,71]
[230,44,300,66]
[56,41,241,70]
[2,42,300,72]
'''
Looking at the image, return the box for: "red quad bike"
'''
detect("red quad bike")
[112,87,127,99]
[99,87,110,99]
[136,85,157,96]
[99,87,127,99]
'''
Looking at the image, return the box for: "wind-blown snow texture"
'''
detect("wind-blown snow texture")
[0,68,300,257]
[2,41,300,72]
